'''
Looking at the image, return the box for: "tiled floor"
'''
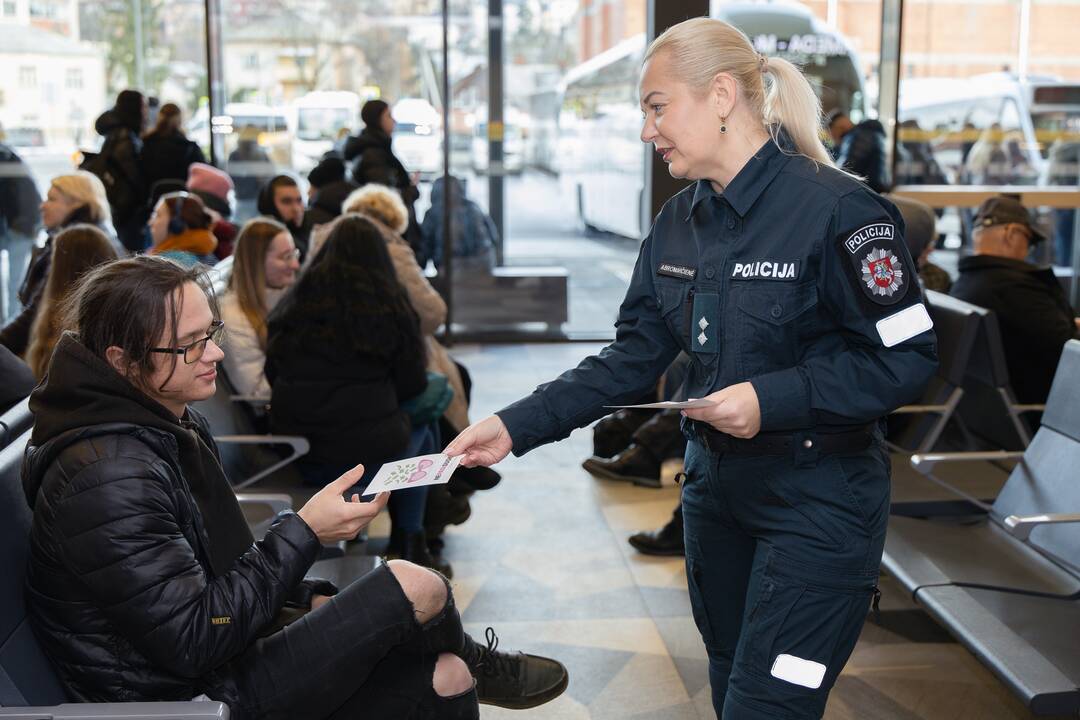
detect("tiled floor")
[408,342,1051,720]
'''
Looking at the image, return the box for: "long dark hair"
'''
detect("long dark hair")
[63,255,218,391]
[27,225,119,379]
[268,214,423,363]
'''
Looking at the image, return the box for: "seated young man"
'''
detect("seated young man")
[22,256,567,719]
[950,195,1080,404]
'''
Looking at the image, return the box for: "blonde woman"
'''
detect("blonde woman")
[1,171,120,355]
[24,225,118,379]
[447,17,937,718]
[219,218,299,397]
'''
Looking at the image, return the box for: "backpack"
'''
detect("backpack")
[79,130,143,222]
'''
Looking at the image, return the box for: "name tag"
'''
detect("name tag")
[877,303,933,347]
[731,260,800,281]
[657,263,697,281]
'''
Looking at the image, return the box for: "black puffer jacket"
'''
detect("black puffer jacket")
[141,131,206,192]
[23,334,331,706]
[307,178,359,228]
[836,119,891,193]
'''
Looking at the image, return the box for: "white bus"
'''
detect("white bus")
[557,1,867,239]
[290,91,364,172]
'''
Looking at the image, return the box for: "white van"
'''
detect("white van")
[391,98,442,178]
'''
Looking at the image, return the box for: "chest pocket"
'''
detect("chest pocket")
[656,279,690,352]
[735,282,819,377]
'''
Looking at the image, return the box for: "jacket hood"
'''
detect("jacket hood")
[429,175,465,207]
[858,119,886,135]
[312,179,359,217]
[23,333,187,508]
[355,127,392,154]
[94,109,134,137]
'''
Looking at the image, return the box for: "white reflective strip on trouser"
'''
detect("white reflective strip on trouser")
[876,303,933,348]
[770,653,827,689]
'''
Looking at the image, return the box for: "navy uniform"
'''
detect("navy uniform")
[497,133,937,718]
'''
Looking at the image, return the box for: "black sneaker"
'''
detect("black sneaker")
[462,628,569,709]
[628,506,684,557]
[582,444,662,488]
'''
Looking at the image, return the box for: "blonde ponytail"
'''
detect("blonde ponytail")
[761,57,833,165]
[646,18,835,168]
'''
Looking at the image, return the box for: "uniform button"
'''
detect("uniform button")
[770,304,783,319]
[727,218,736,230]
[803,439,814,449]
[705,266,715,279]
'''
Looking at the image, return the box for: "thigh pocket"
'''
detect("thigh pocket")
[742,552,875,697]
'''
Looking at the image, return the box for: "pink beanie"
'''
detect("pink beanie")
[186,163,234,201]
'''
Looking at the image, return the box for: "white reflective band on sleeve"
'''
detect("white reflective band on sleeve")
[771,654,827,689]
[876,303,934,348]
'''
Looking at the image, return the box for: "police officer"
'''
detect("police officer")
[446,17,937,720]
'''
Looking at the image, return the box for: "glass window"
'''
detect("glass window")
[216,0,434,221]
[0,0,207,197]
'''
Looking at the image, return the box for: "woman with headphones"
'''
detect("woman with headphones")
[148,191,219,267]
[447,17,937,719]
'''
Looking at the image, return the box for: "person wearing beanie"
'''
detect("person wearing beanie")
[342,99,424,258]
[188,163,239,259]
[306,155,357,228]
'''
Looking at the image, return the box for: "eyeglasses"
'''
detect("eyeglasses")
[150,320,224,364]
[276,248,301,262]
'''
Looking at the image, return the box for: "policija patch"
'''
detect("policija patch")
[840,222,908,306]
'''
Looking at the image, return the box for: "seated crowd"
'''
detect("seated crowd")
[2,85,1077,718]
[0,89,565,718]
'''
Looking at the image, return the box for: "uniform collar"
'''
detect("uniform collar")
[685,129,791,221]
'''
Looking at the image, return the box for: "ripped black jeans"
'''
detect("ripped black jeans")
[225,560,478,720]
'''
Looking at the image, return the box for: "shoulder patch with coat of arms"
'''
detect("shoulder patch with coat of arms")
[837,221,910,306]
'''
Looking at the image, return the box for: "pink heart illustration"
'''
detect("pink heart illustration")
[407,460,433,484]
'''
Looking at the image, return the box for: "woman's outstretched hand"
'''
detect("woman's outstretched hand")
[444,415,514,467]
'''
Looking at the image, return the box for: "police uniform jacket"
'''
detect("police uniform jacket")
[498,133,938,454]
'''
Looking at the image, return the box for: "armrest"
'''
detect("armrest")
[214,434,310,490]
[1003,513,1080,541]
[0,701,229,718]
[235,492,293,515]
[214,434,309,452]
[910,451,1026,474]
[890,404,951,415]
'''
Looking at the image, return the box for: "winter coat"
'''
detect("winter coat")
[950,254,1078,403]
[219,285,286,398]
[306,179,358,229]
[264,272,428,467]
[344,128,423,259]
[22,334,333,707]
[141,131,206,192]
[0,142,41,238]
[420,176,497,271]
[90,110,145,224]
[0,207,118,356]
[835,119,890,194]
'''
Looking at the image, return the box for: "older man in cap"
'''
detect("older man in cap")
[951,194,1079,404]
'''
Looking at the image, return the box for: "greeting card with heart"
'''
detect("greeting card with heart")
[362,453,463,496]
